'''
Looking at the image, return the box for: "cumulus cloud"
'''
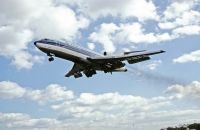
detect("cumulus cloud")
[1,81,200,130]
[87,42,95,50]
[0,81,74,104]
[89,23,119,52]
[87,0,200,52]
[162,0,196,21]
[158,0,200,37]
[146,60,162,70]
[115,23,175,44]
[0,0,199,69]
[61,0,158,21]
[30,5,89,40]
[1,109,200,130]
[0,26,44,69]
[173,25,200,35]
[165,81,200,99]
[26,84,74,104]
[159,10,200,30]
[173,50,200,63]
[0,0,89,69]
[89,22,175,52]
[0,81,171,123]
[0,81,26,99]
[51,92,171,122]
[0,112,61,129]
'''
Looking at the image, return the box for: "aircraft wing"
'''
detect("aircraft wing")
[65,63,83,77]
[87,50,165,64]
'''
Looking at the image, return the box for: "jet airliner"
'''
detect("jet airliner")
[34,39,165,78]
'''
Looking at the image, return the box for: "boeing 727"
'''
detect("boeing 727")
[34,39,165,78]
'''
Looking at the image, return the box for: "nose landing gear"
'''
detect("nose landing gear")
[48,57,54,62]
[47,53,54,62]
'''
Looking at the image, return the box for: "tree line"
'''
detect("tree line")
[161,123,200,130]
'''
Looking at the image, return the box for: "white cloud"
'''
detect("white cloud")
[0,0,199,69]
[159,10,200,30]
[173,50,200,63]
[165,81,200,99]
[0,112,61,129]
[89,23,119,53]
[51,92,171,121]
[173,25,200,35]
[162,1,195,21]
[69,0,158,21]
[0,26,43,69]
[89,23,175,52]
[30,5,89,40]
[0,81,74,104]
[2,81,200,130]
[146,60,162,70]
[0,0,89,69]
[0,81,26,99]
[116,23,175,44]
[158,0,200,35]
[1,109,200,130]
[26,84,74,104]
[87,42,95,50]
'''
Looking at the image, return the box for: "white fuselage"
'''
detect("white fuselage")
[35,42,100,64]
[34,39,127,72]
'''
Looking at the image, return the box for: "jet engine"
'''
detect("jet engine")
[128,56,150,64]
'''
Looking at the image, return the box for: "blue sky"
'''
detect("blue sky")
[0,0,200,130]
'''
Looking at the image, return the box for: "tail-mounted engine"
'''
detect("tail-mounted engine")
[128,56,150,64]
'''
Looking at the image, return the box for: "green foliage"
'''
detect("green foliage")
[161,123,200,130]
[188,123,200,130]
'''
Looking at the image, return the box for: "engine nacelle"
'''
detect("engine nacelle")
[103,51,107,56]
[128,56,150,64]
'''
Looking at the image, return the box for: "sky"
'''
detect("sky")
[0,0,200,130]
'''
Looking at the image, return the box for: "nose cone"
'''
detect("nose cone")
[34,40,41,47]
[34,41,37,46]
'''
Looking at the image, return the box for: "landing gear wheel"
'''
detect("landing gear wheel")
[48,57,54,62]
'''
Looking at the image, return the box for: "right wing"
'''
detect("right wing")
[87,50,165,64]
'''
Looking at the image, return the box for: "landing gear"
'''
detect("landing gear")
[48,57,54,62]
[47,53,54,62]
[83,69,96,78]
[74,72,83,78]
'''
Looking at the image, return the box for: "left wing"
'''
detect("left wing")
[87,50,165,64]
[65,63,97,78]
[65,63,83,78]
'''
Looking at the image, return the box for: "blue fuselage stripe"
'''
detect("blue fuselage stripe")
[42,41,101,57]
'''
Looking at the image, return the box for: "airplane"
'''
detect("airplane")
[34,38,165,78]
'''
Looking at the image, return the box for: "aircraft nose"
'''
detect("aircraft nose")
[34,41,37,46]
[34,40,40,46]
